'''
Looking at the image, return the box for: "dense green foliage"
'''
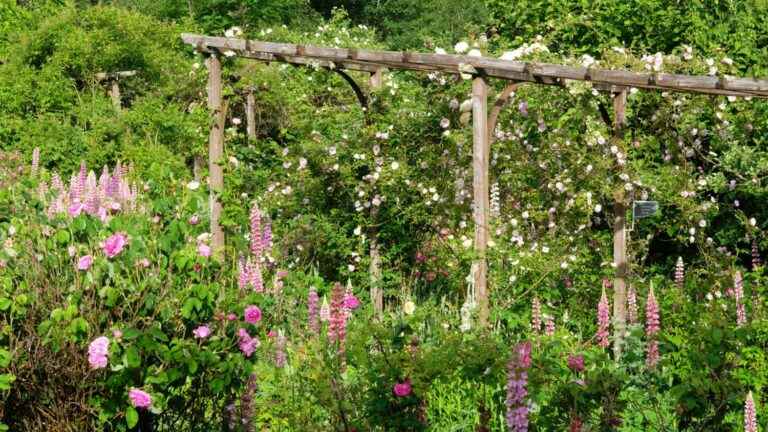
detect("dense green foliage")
[1,0,768,431]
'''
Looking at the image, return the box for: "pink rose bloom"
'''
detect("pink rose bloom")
[87,336,109,369]
[237,328,260,357]
[343,294,361,310]
[68,203,85,217]
[267,330,276,338]
[77,255,93,271]
[227,313,237,321]
[244,305,262,324]
[193,325,211,339]
[197,243,211,258]
[112,329,123,340]
[128,388,152,409]
[103,233,127,258]
[393,379,412,397]
[188,215,200,225]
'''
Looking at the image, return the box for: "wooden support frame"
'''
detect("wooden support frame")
[207,54,226,260]
[369,69,384,318]
[95,70,137,111]
[246,86,256,140]
[612,90,628,359]
[183,32,768,329]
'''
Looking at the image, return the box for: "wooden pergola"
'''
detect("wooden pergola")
[182,32,768,356]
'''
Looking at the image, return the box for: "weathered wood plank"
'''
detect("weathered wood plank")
[207,53,225,260]
[181,33,768,97]
[472,76,490,327]
[612,90,628,360]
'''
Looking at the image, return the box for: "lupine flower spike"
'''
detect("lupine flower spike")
[596,287,611,348]
[531,297,542,334]
[308,286,320,334]
[645,284,661,368]
[675,257,685,290]
[734,271,747,326]
[627,284,638,325]
[745,390,758,432]
[506,341,531,432]
[752,239,762,270]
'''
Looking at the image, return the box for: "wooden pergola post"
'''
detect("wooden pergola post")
[207,53,226,260]
[95,70,137,112]
[246,86,256,140]
[472,76,490,327]
[612,89,628,359]
[369,69,384,318]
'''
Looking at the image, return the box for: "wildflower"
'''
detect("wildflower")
[567,354,585,373]
[103,233,127,258]
[274,331,286,368]
[403,300,416,315]
[77,255,93,271]
[328,283,348,357]
[544,315,555,336]
[197,243,211,258]
[240,373,258,430]
[237,328,259,357]
[249,204,262,257]
[193,325,211,339]
[454,41,469,53]
[645,285,661,367]
[248,260,263,292]
[745,391,758,432]
[597,287,611,348]
[188,214,200,225]
[319,296,330,322]
[531,297,542,333]
[31,147,40,176]
[752,239,761,269]
[506,341,531,432]
[244,305,262,324]
[186,180,200,190]
[308,286,320,334]
[128,388,152,409]
[627,285,638,324]
[87,336,109,369]
[393,379,412,397]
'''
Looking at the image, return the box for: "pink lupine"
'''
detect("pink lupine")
[103,232,127,258]
[531,297,542,334]
[645,285,661,367]
[506,341,531,432]
[675,257,685,290]
[77,255,93,271]
[262,222,272,249]
[197,243,211,258]
[596,287,610,348]
[249,204,262,257]
[627,285,638,325]
[308,286,320,334]
[248,261,263,292]
[31,147,40,176]
[319,296,330,322]
[51,173,63,191]
[328,283,347,357]
[244,305,262,324]
[734,271,747,326]
[745,391,758,432]
[128,388,152,409]
[77,161,87,199]
[274,331,286,368]
[238,256,249,290]
[544,315,555,336]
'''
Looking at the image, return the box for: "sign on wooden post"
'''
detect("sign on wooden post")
[472,76,490,327]
[207,54,225,260]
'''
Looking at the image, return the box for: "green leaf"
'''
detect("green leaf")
[125,346,142,369]
[126,407,139,428]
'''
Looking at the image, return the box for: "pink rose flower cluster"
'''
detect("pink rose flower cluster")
[103,232,128,258]
[128,388,152,409]
[88,336,110,369]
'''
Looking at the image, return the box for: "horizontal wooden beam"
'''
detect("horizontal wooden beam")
[95,70,138,81]
[181,33,768,98]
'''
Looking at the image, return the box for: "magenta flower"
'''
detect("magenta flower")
[745,391,758,432]
[193,325,211,339]
[645,285,661,367]
[244,305,262,324]
[77,255,93,271]
[68,202,85,217]
[506,341,531,432]
[87,336,109,369]
[343,293,361,310]
[596,287,611,348]
[393,379,412,397]
[128,388,152,409]
[103,232,127,258]
[567,354,585,373]
[197,243,211,258]
[308,286,320,334]
[328,283,348,359]
[188,214,200,225]
[237,328,260,357]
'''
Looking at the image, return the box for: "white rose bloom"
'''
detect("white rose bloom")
[454,41,469,54]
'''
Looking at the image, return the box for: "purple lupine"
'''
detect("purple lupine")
[627,285,638,325]
[752,240,761,270]
[249,204,262,258]
[645,285,661,368]
[274,331,286,368]
[308,286,320,334]
[675,257,685,290]
[745,391,758,432]
[248,260,263,292]
[262,221,272,250]
[240,372,257,432]
[51,173,63,191]
[734,271,747,326]
[31,147,40,176]
[596,287,610,348]
[544,315,555,336]
[328,283,347,358]
[531,297,542,334]
[506,341,531,432]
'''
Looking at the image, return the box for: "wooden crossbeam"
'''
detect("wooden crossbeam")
[182,33,768,98]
